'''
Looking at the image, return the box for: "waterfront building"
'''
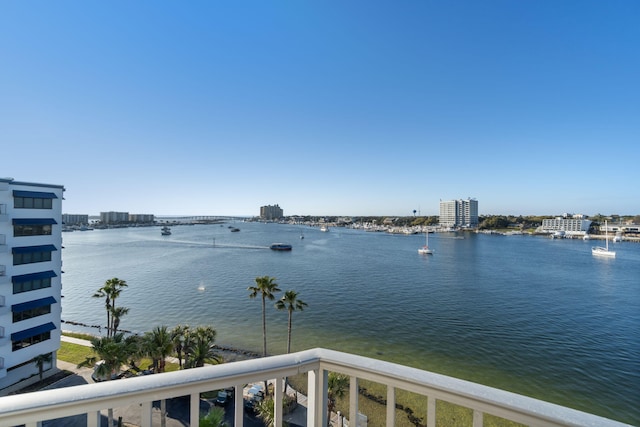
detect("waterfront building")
[0,178,64,392]
[541,217,592,235]
[129,214,155,224]
[439,198,479,228]
[260,204,283,221]
[61,214,89,226]
[99,211,129,225]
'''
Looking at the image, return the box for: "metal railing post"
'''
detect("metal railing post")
[386,386,395,427]
[349,376,358,427]
[190,392,200,427]
[274,377,283,427]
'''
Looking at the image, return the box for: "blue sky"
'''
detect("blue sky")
[1,1,638,217]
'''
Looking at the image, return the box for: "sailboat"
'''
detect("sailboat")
[418,230,434,255]
[592,221,615,258]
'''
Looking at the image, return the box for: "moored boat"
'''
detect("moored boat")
[270,243,292,251]
[161,226,171,236]
[418,230,434,255]
[592,221,615,258]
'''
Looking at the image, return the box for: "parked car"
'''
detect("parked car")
[244,394,263,414]
[243,384,265,413]
[215,390,229,406]
[91,361,121,382]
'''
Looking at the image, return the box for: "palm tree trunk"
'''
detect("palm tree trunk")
[106,307,110,337]
[262,296,269,394]
[262,296,267,357]
[284,310,293,391]
[110,299,116,337]
[287,311,292,354]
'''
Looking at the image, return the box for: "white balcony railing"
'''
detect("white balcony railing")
[0,348,631,427]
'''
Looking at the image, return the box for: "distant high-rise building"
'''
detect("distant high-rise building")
[439,198,478,228]
[100,211,129,224]
[62,214,89,226]
[0,178,64,392]
[260,204,283,221]
[129,214,154,224]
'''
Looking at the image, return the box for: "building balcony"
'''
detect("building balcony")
[0,348,629,427]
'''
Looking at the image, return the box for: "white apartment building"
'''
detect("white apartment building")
[61,214,89,226]
[100,211,129,224]
[0,178,64,392]
[439,198,479,228]
[541,217,592,235]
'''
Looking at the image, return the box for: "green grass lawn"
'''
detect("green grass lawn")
[58,339,180,372]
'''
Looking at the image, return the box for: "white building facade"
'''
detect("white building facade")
[439,198,479,228]
[0,178,64,392]
[100,211,129,224]
[541,217,592,235]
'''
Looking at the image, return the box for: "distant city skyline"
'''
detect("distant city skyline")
[2,2,638,217]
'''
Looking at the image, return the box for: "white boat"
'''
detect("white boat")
[320,225,329,232]
[161,226,171,236]
[418,231,434,255]
[592,221,615,258]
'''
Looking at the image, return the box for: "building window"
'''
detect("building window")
[12,190,57,210]
[13,224,53,236]
[13,305,52,322]
[12,331,51,351]
[13,250,53,265]
[11,322,56,351]
[12,271,56,294]
[14,197,53,209]
[13,277,52,294]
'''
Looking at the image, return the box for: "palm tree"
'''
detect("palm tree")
[111,306,129,336]
[33,353,52,380]
[90,334,129,379]
[143,326,174,427]
[248,276,281,358]
[92,285,111,337]
[170,324,190,369]
[327,372,349,426]
[105,278,128,337]
[200,406,229,427]
[275,290,307,355]
[276,290,307,391]
[93,277,128,337]
[184,326,221,368]
[144,326,173,373]
[88,334,130,427]
[254,397,276,427]
[122,334,145,372]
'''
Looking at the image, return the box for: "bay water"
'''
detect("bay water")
[60,222,640,424]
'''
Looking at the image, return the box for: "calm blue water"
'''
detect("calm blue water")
[60,223,640,424]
